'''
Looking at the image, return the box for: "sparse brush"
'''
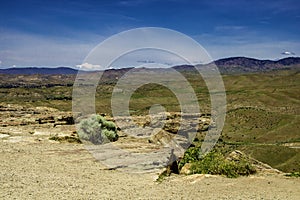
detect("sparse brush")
[285,171,300,178]
[179,148,256,178]
[49,135,82,144]
[77,114,118,144]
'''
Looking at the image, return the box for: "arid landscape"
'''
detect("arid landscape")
[1,0,300,199]
[0,57,299,199]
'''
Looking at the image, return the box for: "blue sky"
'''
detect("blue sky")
[0,0,299,67]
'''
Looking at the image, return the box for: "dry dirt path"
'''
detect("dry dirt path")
[0,138,299,200]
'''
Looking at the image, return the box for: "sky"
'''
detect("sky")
[0,0,300,68]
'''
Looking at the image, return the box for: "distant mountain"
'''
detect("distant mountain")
[1,57,299,75]
[214,57,300,73]
[0,67,78,75]
[275,57,300,66]
[174,57,300,74]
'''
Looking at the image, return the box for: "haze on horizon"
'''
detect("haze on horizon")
[0,0,299,68]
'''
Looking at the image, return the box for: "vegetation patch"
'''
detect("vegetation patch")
[179,148,256,178]
[77,114,118,144]
[285,171,300,178]
[49,135,82,144]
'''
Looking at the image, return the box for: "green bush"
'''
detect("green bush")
[102,129,118,142]
[285,171,300,178]
[179,148,256,178]
[77,114,118,144]
[178,147,200,169]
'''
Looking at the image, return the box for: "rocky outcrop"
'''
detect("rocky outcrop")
[0,103,214,173]
[0,104,74,127]
[0,103,78,144]
[90,112,212,173]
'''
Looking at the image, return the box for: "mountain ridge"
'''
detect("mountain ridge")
[176,56,300,74]
[0,67,78,75]
[1,57,299,75]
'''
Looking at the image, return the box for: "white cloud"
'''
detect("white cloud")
[281,51,295,55]
[76,62,104,70]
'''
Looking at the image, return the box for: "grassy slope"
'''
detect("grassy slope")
[221,71,300,172]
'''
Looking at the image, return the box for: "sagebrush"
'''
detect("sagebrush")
[77,114,118,144]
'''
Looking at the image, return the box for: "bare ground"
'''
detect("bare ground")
[0,138,299,200]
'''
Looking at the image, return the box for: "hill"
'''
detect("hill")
[214,57,300,73]
[174,57,300,74]
[0,67,78,75]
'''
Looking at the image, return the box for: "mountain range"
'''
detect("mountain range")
[175,57,300,74]
[0,57,299,75]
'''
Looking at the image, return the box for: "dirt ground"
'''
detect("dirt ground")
[0,137,299,200]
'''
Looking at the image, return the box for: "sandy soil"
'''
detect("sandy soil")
[1,137,299,200]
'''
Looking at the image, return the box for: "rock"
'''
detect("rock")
[163,121,180,134]
[0,133,10,139]
[57,115,74,124]
[149,130,173,145]
[198,117,211,131]
[36,116,55,124]
[180,163,193,175]
[226,150,246,162]
[54,114,74,126]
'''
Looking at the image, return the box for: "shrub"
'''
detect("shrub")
[179,148,256,178]
[77,114,118,144]
[285,171,300,178]
[178,147,200,169]
[102,129,118,142]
